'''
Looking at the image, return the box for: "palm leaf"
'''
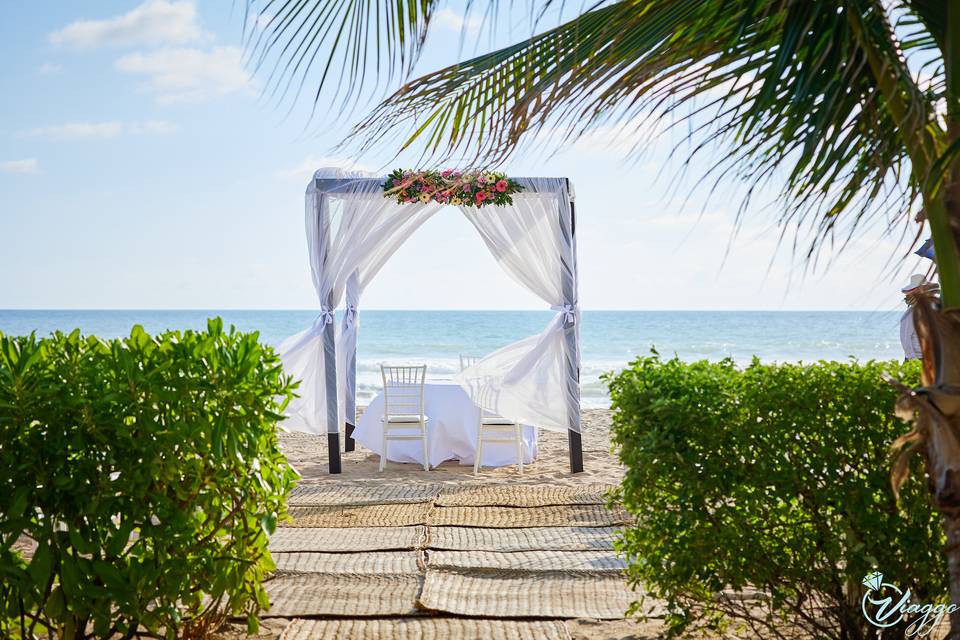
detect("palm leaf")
[248,0,946,258]
[245,0,442,112]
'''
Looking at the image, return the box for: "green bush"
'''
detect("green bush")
[606,354,945,639]
[0,320,298,639]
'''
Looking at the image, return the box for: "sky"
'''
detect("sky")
[0,1,933,311]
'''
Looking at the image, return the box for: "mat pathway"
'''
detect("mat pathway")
[261,483,653,639]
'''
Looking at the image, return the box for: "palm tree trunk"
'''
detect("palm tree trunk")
[899,9,960,635]
[943,0,960,309]
[895,299,960,637]
[929,306,960,639]
[932,8,960,627]
[926,198,960,308]
[947,510,960,638]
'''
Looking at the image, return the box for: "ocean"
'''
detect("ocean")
[0,309,905,407]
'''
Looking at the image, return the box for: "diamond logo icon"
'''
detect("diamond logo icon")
[862,571,883,591]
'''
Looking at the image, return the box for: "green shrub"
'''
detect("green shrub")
[0,320,298,639]
[606,354,944,639]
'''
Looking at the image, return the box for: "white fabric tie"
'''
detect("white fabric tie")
[314,307,335,328]
[551,304,577,325]
[344,305,358,329]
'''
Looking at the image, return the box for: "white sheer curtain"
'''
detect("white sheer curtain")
[280,170,580,438]
[279,168,441,433]
[455,178,581,433]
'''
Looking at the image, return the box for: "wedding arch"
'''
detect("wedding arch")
[278,167,583,474]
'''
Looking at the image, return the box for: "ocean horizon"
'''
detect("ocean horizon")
[0,309,907,407]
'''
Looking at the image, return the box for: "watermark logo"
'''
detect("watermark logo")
[861,571,955,637]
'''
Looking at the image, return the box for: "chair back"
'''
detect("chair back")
[474,378,502,415]
[381,365,427,418]
[459,354,480,371]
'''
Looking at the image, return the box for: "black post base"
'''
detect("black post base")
[345,422,356,452]
[568,430,584,473]
[327,433,342,474]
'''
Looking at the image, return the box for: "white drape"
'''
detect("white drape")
[454,178,581,433]
[279,168,441,433]
[279,171,580,437]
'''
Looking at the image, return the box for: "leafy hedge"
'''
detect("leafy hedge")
[606,354,944,639]
[0,321,298,639]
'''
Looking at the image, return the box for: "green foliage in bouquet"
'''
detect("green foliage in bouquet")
[606,354,944,639]
[0,320,298,639]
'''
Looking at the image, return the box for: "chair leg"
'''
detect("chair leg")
[380,428,387,472]
[474,428,483,475]
[515,424,523,474]
[421,422,429,471]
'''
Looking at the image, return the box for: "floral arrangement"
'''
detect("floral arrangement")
[382,168,523,207]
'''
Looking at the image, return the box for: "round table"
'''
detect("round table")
[353,381,537,468]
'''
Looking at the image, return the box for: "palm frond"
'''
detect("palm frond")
[355,1,937,254]
[249,0,946,258]
[244,0,441,113]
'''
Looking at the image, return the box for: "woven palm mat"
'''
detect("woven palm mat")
[435,484,615,507]
[273,551,422,575]
[284,503,432,528]
[270,526,426,552]
[428,550,625,573]
[279,618,569,640]
[428,526,619,551]
[263,573,423,617]
[288,483,441,506]
[419,568,641,619]
[430,504,629,528]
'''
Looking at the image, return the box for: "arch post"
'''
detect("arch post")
[562,181,583,473]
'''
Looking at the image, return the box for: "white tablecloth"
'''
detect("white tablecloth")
[354,381,537,468]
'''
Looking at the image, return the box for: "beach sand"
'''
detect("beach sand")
[210,408,679,639]
[280,408,623,489]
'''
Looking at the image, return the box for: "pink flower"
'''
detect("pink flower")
[441,169,452,178]
[392,178,401,186]
[495,179,508,192]
[476,191,487,202]
[462,185,472,193]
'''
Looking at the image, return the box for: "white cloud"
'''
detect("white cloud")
[0,159,39,174]
[571,117,669,153]
[129,119,180,135]
[49,0,203,49]
[434,8,482,32]
[277,156,373,183]
[38,63,62,75]
[22,120,178,139]
[115,46,251,103]
[24,122,123,139]
[647,210,731,230]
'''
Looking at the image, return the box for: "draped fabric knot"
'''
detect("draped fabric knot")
[551,303,578,325]
[314,307,335,328]
[344,304,359,329]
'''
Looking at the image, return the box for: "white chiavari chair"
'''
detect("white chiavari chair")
[459,354,480,371]
[379,365,429,471]
[473,380,525,474]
